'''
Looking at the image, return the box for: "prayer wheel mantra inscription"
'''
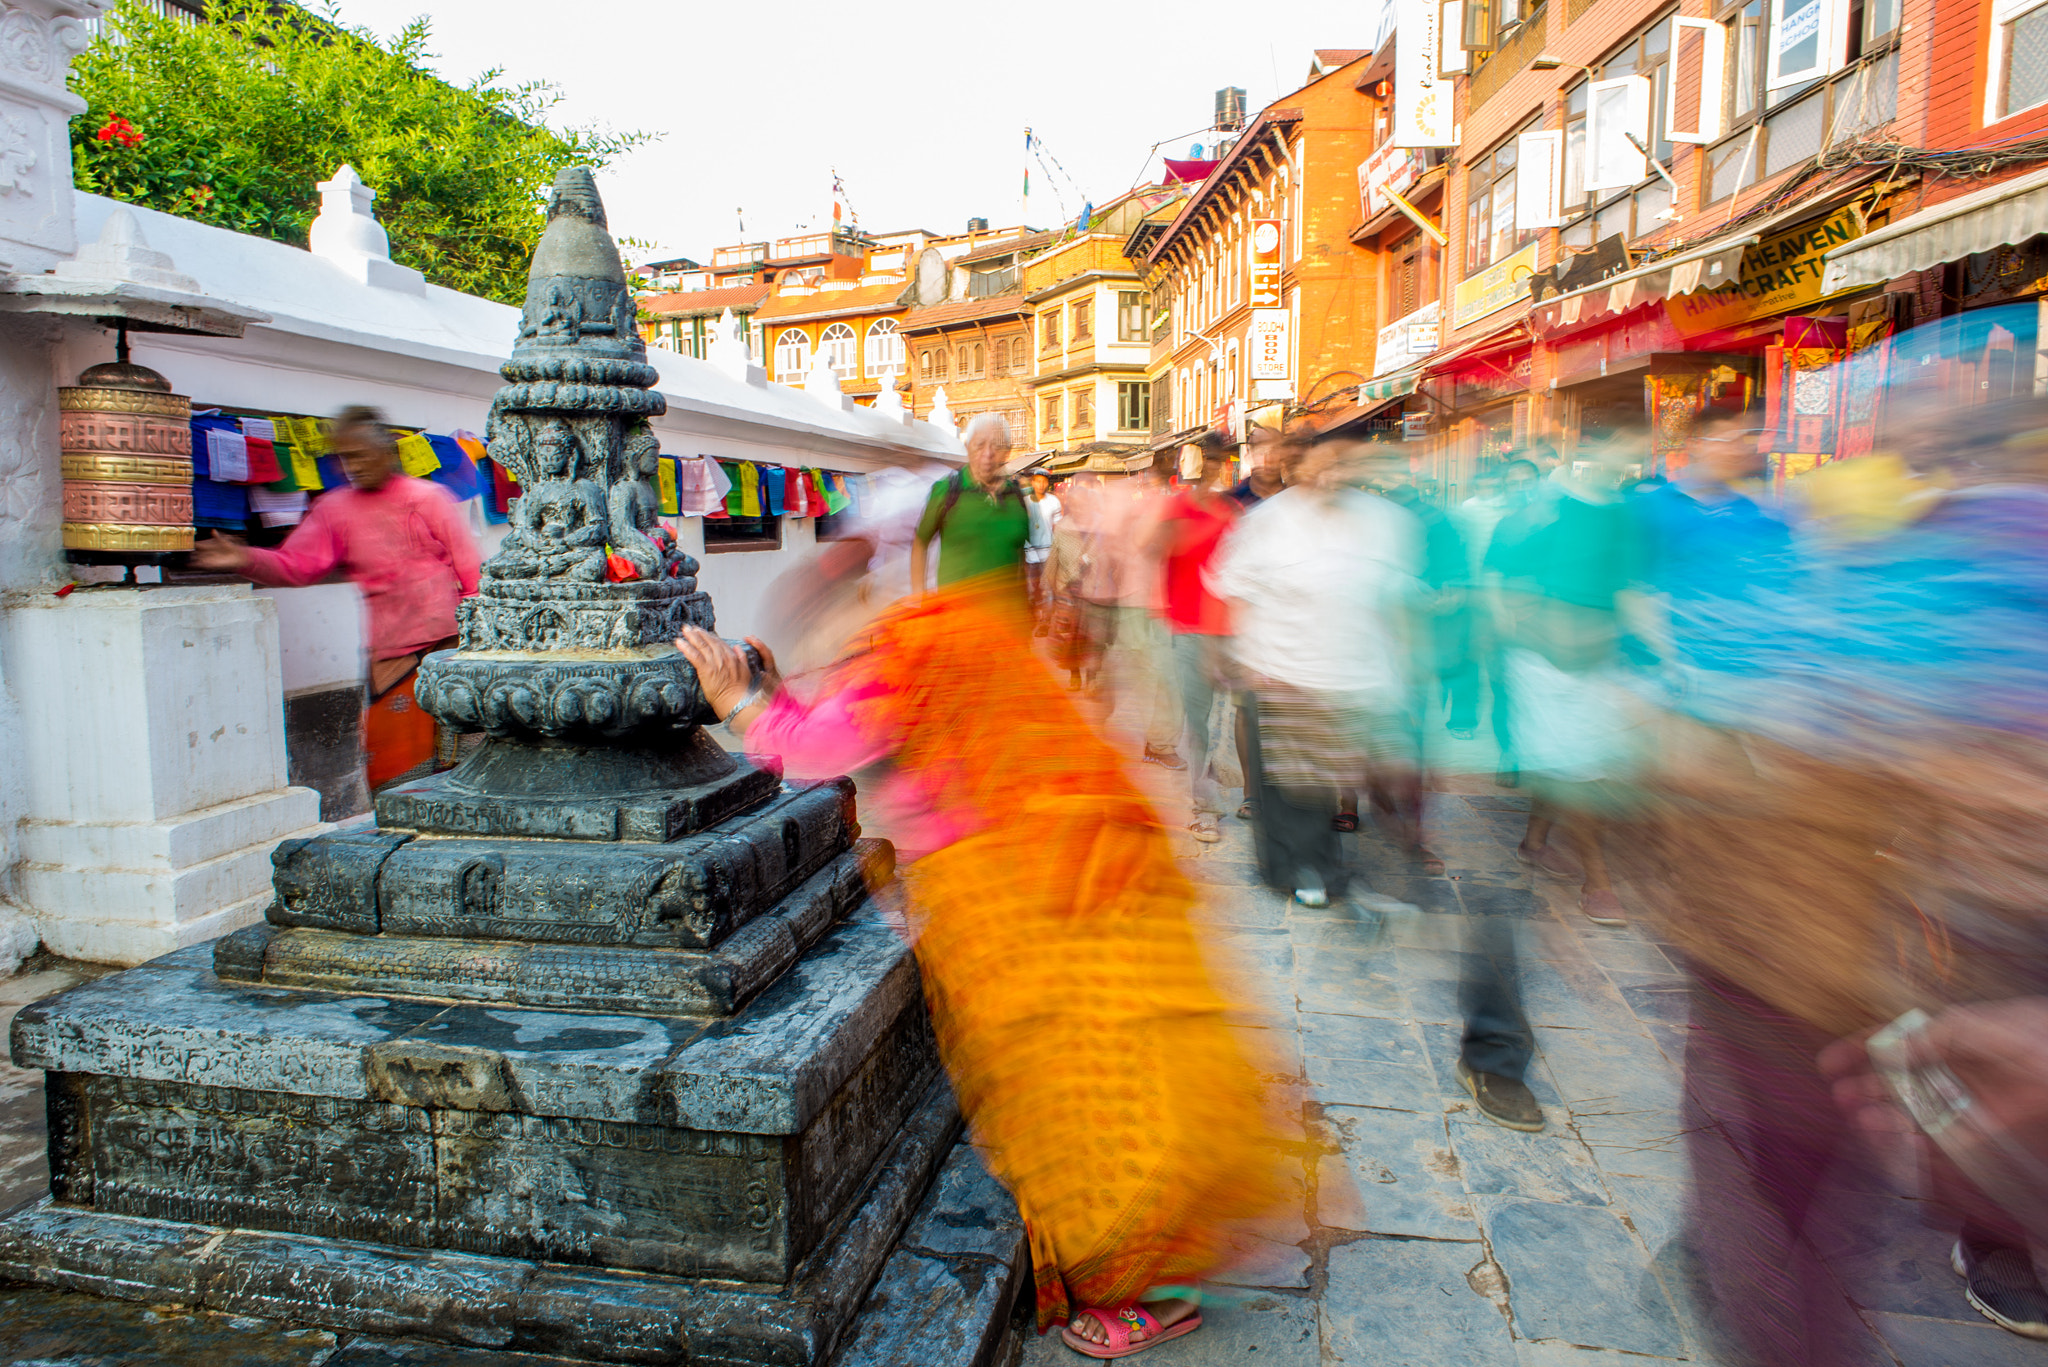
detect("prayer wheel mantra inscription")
[58,385,194,554]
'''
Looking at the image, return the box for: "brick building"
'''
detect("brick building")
[1137,56,1386,446]
[898,230,1053,446]
[1370,0,2048,495]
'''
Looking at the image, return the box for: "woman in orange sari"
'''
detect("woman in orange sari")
[678,540,1296,1359]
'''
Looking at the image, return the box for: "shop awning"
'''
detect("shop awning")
[1821,164,2048,295]
[1422,321,1531,378]
[1358,365,1424,405]
[1531,233,1756,331]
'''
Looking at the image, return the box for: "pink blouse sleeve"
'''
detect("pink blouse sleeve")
[742,679,893,781]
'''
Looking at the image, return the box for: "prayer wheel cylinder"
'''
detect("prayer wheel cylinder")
[59,360,195,559]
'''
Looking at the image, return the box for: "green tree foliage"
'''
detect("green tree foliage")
[69,1,648,303]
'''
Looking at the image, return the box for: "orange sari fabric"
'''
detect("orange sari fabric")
[842,580,1294,1329]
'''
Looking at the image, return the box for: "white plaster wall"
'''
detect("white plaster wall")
[257,583,364,694]
[4,586,290,824]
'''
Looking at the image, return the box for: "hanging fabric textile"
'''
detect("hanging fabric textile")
[824,471,851,513]
[711,461,740,519]
[675,457,719,516]
[802,468,830,515]
[656,456,680,515]
[206,426,250,483]
[239,417,284,484]
[425,434,479,501]
[736,461,762,517]
[248,485,308,528]
[396,432,441,478]
[762,465,787,515]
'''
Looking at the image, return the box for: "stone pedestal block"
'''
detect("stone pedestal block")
[0,584,326,963]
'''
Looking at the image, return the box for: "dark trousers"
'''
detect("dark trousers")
[1459,915,1532,1080]
[1241,691,1349,898]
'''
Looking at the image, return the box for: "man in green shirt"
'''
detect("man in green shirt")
[910,412,1031,592]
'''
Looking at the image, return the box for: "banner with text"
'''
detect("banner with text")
[1393,0,1457,147]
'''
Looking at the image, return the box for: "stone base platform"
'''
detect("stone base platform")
[9,911,938,1286]
[0,1082,984,1367]
[214,842,890,1017]
[0,1134,1027,1367]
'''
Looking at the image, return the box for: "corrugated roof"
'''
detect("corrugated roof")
[754,280,912,324]
[1315,48,1370,65]
[956,230,1056,267]
[639,282,770,317]
[900,293,1030,332]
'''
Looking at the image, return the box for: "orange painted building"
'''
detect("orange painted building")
[1141,55,1386,440]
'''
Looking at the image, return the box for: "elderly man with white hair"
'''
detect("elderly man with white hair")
[909,412,1032,595]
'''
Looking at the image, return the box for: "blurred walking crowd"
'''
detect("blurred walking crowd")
[683,393,2048,1363]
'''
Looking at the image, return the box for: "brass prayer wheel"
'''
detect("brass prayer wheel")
[59,355,194,558]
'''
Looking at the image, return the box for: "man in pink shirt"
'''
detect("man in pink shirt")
[193,405,480,788]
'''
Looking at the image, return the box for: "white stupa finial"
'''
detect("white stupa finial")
[929,385,956,432]
[804,343,843,402]
[308,163,424,294]
[55,207,199,290]
[872,384,907,422]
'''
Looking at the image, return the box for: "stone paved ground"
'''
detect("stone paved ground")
[2,770,2047,1364]
[1013,770,2048,1367]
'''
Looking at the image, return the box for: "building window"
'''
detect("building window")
[933,347,950,380]
[1116,381,1150,432]
[1559,18,1678,246]
[1117,290,1146,341]
[1072,387,1094,432]
[973,342,986,375]
[1072,298,1093,340]
[1696,0,1902,209]
[774,328,811,382]
[864,318,903,377]
[819,322,857,380]
[919,349,933,380]
[1041,310,1061,350]
[703,510,783,554]
[1008,334,1029,373]
[1992,0,2048,120]
[1465,131,1534,275]
[1042,392,1062,437]
[991,337,1008,372]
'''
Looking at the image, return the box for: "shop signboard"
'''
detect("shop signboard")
[1249,308,1291,386]
[1358,144,1425,220]
[1374,301,1440,375]
[1453,241,1540,326]
[1666,205,1865,337]
[1249,219,1283,308]
[1392,0,1456,147]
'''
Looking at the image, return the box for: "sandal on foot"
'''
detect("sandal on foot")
[1236,801,1255,821]
[1516,844,1583,881]
[1188,816,1222,844]
[1580,889,1628,926]
[1413,847,1446,877]
[1060,1305,1204,1359]
[1331,812,1360,833]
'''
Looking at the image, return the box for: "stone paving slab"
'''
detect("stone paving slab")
[5,774,2048,1366]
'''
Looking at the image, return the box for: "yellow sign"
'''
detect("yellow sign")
[1667,206,1866,336]
[1454,241,1541,327]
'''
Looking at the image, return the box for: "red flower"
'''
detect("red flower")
[94,116,142,148]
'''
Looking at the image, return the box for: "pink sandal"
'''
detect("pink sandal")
[1059,1304,1204,1359]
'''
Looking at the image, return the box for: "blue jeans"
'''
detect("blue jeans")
[1172,633,1225,816]
[1460,915,1532,1081]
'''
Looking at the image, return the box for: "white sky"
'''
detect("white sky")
[331,0,1381,266]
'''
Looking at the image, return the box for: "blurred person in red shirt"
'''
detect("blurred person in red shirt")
[1150,430,1240,842]
[192,405,480,789]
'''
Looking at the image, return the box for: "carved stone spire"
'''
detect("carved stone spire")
[412,168,719,759]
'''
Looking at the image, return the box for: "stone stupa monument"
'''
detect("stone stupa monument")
[0,171,1023,1366]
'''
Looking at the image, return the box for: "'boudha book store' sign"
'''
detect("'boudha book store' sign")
[1667,205,1866,336]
